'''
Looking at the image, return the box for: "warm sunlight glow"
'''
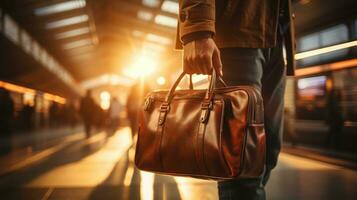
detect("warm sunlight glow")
[123,54,157,78]
[156,76,166,85]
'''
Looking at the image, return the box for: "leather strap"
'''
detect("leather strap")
[189,74,193,90]
[196,116,209,175]
[156,103,169,171]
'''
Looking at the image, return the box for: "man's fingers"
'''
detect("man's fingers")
[213,48,223,76]
[202,53,213,75]
[183,57,192,74]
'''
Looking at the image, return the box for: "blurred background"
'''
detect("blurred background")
[0,0,356,200]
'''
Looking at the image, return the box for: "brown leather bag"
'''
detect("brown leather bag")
[135,71,266,180]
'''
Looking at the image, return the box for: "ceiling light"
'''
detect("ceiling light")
[55,27,90,39]
[142,0,160,7]
[34,0,86,16]
[154,15,177,28]
[295,40,357,60]
[161,1,179,14]
[146,33,171,45]
[137,10,153,21]
[46,14,88,29]
[63,38,92,49]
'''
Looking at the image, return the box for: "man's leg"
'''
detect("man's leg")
[218,47,265,200]
[260,42,286,185]
[217,44,286,199]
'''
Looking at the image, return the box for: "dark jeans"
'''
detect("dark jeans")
[218,41,286,200]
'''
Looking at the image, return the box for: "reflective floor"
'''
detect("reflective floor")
[0,127,356,200]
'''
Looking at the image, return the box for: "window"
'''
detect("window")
[4,15,19,44]
[161,1,179,14]
[34,0,86,16]
[137,10,153,21]
[47,56,56,72]
[31,41,41,61]
[21,31,32,53]
[154,15,177,28]
[45,15,88,29]
[298,33,319,65]
[55,27,90,39]
[40,50,48,67]
[297,24,349,66]
[62,38,92,49]
[320,24,348,61]
[142,0,160,7]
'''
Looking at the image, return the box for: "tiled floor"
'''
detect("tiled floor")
[0,127,356,200]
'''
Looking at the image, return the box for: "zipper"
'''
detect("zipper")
[152,86,260,124]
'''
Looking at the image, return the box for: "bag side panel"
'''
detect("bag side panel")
[221,90,249,177]
[240,90,266,178]
[135,100,163,171]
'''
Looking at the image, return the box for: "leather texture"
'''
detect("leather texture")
[135,72,266,180]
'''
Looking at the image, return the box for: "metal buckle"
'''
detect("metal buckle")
[201,101,213,110]
[160,103,170,112]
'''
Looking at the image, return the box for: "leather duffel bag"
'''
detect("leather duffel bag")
[135,70,266,180]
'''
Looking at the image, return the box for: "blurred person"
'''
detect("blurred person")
[108,97,121,132]
[0,88,14,134]
[79,90,96,138]
[127,81,150,140]
[325,88,344,148]
[177,0,295,199]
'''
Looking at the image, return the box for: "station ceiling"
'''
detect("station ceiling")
[1,0,356,87]
[1,0,181,83]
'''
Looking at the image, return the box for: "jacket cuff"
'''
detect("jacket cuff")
[181,31,213,45]
[179,2,215,43]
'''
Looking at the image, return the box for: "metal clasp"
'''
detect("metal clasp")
[201,101,213,110]
[160,102,170,112]
[200,101,213,123]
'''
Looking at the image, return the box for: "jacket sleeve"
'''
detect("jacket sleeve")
[178,0,216,43]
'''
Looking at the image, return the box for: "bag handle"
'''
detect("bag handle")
[158,69,227,125]
[164,69,227,103]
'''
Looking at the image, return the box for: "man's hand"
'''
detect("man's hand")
[183,38,223,76]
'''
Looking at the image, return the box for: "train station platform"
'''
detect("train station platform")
[0,127,356,200]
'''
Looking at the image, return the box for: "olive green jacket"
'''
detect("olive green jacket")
[176,0,295,75]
